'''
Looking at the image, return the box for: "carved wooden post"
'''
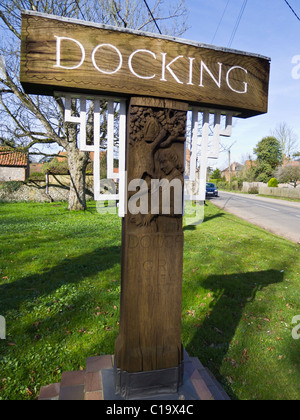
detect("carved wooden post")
[114,98,188,399]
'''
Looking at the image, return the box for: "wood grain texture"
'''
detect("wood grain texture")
[114,98,187,373]
[20,13,270,118]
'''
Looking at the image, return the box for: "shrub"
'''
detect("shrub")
[42,158,69,175]
[231,180,239,191]
[268,178,278,187]
[248,186,259,194]
[209,178,222,185]
[217,181,229,190]
[0,181,23,193]
[26,172,45,181]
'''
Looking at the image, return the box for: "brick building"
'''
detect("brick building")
[0,148,29,181]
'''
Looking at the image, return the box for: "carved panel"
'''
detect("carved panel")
[127,101,187,232]
[115,98,187,375]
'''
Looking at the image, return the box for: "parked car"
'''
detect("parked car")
[206,182,218,197]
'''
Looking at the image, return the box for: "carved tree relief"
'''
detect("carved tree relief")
[127,105,187,231]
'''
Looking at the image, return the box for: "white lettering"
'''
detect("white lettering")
[226,66,248,93]
[151,178,183,215]
[200,61,222,88]
[106,404,140,418]
[128,179,149,215]
[128,49,156,79]
[161,53,184,84]
[291,55,300,80]
[92,44,123,74]
[0,316,5,340]
[54,36,85,70]
[187,57,195,85]
[292,315,300,340]
[53,35,249,96]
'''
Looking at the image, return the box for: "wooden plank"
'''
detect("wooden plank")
[20,11,270,118]
[130,97,189,112]
[114,98,186,374]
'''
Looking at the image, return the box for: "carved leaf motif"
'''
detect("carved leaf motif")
[143,116,161,143]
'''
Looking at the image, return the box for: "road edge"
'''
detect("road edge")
[218,191,300,209]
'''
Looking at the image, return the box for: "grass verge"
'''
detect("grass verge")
[0,201,299,400]
[257,194,300,203]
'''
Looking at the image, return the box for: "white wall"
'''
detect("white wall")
[0,167,26,181]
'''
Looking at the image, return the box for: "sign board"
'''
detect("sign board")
[20,11,270,118]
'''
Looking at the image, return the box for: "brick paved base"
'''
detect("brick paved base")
[38,351,230,401]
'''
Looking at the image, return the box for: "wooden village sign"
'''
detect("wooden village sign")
[21,11,270,400]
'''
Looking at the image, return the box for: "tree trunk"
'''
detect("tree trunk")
[67,143,89,211]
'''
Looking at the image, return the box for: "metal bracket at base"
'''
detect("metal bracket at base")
[114,361,184,400]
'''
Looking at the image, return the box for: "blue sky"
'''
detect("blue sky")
[183,0,300,169]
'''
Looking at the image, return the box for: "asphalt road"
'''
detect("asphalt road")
[211,191,300,243]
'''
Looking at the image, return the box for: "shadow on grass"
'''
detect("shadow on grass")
[0,242,123,398]
[183,205,225,231]
[0,244,123,400]
[185,269,284,400]
[183,214,224,232]
[0,245,121,314]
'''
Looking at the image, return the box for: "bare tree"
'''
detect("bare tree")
[87,0,189,35]
[272,122,299,163]
[0,0,189,210]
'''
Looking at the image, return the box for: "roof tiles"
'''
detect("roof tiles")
[0,148,28,167]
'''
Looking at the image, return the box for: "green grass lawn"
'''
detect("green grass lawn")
[0,201,299,400]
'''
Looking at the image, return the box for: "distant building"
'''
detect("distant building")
[57,150,106,163]
[282,156,300,167]
[221,162,243,181]
[30,163,44,174]
[57,151,68,162]
[0,147,29,181]
[245,159,257,169]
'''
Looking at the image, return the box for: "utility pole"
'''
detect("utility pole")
[221,141,236,188]
[228,148,231,187]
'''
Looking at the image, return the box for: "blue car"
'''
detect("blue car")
[206,183,218,197]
